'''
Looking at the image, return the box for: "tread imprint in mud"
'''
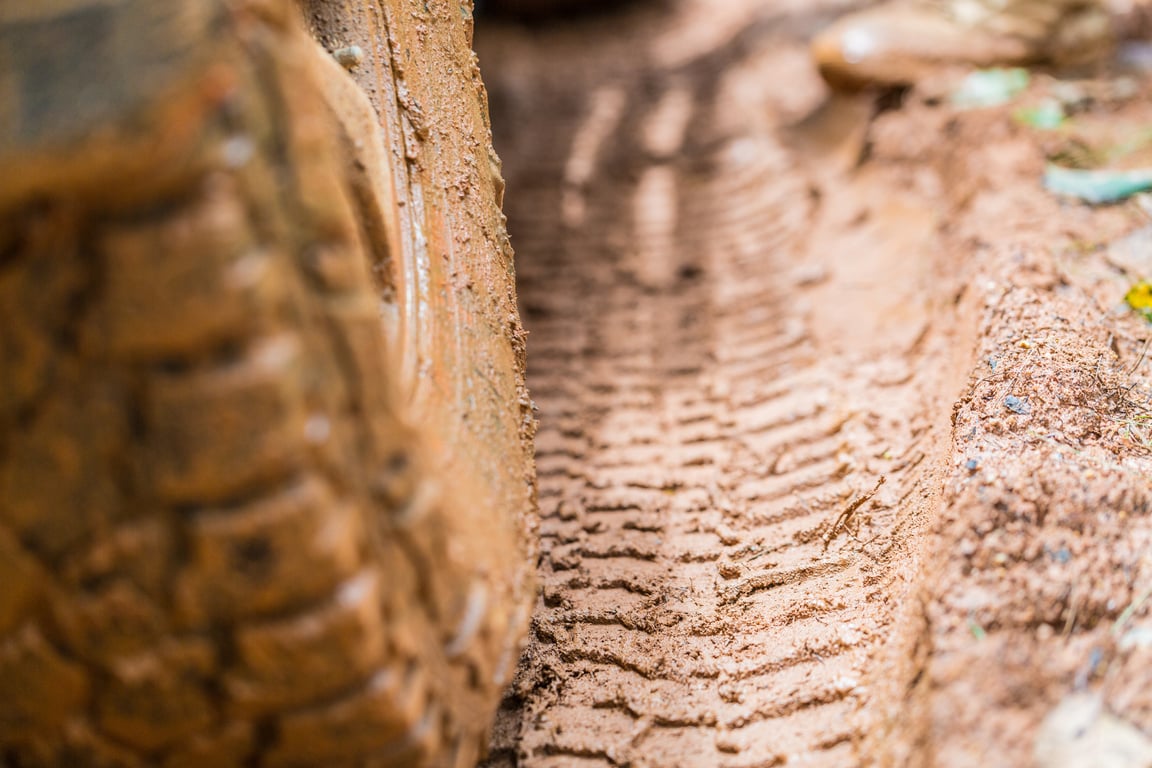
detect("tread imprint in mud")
[483,4,1152,764]
[478,6,957,766]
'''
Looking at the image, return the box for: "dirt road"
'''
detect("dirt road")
[475,2,1152,765]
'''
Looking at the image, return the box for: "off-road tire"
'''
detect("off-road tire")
[479,0,635,21]
[0,2,535,767]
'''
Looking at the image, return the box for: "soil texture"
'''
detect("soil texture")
[476,1,1152,765]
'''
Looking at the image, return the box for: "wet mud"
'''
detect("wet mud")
[476,1,1152,765]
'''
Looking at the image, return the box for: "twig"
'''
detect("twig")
[1113,586,1152,637]
[1126,337,1151,378]
[822,476,886,552]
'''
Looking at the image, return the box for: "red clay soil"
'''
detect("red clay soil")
[475,1,1152,765]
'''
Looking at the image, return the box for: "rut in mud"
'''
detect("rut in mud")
[477,1,1152,766]
[477,3,969,764]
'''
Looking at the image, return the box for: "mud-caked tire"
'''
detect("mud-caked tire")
[0,2,535,767]
[479,0,636,21]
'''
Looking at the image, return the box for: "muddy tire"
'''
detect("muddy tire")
[0,2,534,767]
[479,0,635,20]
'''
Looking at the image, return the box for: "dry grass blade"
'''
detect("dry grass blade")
[823,476,886,552]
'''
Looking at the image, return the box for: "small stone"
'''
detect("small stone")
[1034,694,1152,768]
[333,46,364,70]
[1120,626,1152,651]
[1005,395,1031,415]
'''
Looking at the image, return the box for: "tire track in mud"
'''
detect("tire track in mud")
[478,3,967,765]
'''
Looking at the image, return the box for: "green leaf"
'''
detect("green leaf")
[951,68,1031,109]
[967,617,987,641]
[1044,165,1152,204]
[1014,99,1066,130]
